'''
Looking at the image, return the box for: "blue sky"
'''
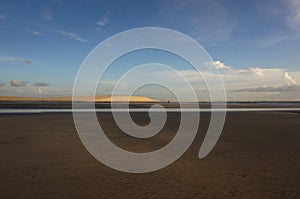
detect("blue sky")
[0,0,300,100]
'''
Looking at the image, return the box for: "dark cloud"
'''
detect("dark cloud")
[34,82,49,87]
[7,58,32,64]
[9,80,26,87]
[23,59,32,64]
[233,85,300,92]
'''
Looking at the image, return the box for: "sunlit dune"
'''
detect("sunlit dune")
[0,95,159,102]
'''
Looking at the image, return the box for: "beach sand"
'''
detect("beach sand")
[0,111,299,198]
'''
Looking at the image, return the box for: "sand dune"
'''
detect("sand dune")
[0,95,159,102]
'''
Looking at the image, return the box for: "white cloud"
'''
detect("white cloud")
[35,88,43,94]
[0,14,5,20]
[99,80,116,85]
[250,67,265,77]
[10,80,26,87]
[284,72,296,85]
[48,29,88,43]
[205,60,231,69]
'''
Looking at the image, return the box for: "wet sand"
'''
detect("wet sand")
[0,111,299,198]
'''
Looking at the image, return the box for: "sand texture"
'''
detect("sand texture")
[0,111,299,198]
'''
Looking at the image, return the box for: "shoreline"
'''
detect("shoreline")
[1,101,300,110]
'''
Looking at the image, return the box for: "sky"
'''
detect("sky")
[0,0,300,101]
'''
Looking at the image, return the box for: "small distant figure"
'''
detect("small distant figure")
[167,100,170,104]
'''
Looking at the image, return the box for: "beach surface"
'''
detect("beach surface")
[0,109,299,198]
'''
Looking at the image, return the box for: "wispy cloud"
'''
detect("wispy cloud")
[286,0,300,33]
[10,80,26,87]
[98,80,128,94]
[158,0,236,46]
[0,56,32,64]
[48,29,88,43]
[26,29,43,36]
[0,14,5,20]
[258,35,288,47]
[97,14,110,29]
[41,10,53,21]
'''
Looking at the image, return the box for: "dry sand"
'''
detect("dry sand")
[0,111,299,198]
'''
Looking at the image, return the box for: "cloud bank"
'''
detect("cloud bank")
[233,85,300,92]
[97,60,300,101]
[1,61,299,101]
[0,79,69,97]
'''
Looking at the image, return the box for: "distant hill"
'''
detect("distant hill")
[0,95,159,102]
